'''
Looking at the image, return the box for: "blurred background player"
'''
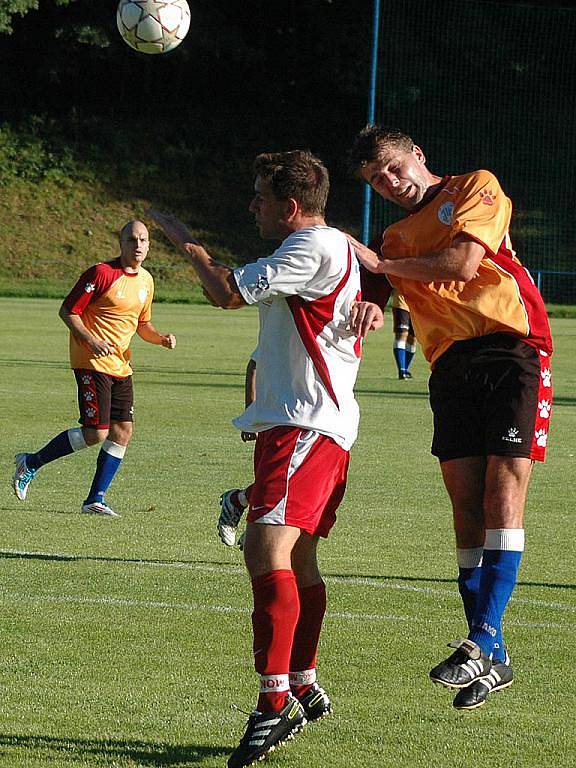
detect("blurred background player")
[147,149,381,767]
[349,125,553,710]
[391,288,416,379]
[12,220,176,517]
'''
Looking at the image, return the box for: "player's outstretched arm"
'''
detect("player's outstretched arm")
[136,321,176,348]
[146,208,247,309]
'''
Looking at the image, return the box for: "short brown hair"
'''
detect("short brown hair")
[348,125,415,177]
[253,150,329,216]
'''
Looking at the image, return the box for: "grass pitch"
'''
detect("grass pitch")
[0,298,575,768]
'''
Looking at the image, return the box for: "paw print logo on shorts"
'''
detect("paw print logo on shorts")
[86,407,96,419]
[535,429,548,447]
[538,399,551,419]
[84,391,94,402]
[479,189,495,206]
[82,374,92,385]
[84,282,96,293]
[541,368,552,387]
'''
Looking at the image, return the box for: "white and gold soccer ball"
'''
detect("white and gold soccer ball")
[117,0,191,55]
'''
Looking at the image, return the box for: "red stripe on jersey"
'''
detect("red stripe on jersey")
[287,245,353,409]
[530,352,553,462]
[489,242,553,355]
[63,259,126,315]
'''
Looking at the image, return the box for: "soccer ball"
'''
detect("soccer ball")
[117,0,191,55]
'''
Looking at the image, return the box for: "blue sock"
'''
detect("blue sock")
[456,547,483,629]
[404,344,416,371]
[393,344,407,373]
[28,428,88,470]
[469,529,524,658]
[85,440,126,504]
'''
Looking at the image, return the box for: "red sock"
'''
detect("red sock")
[289,580,327,698]
[251,569,300,712]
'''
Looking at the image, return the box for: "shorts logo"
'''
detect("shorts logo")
[129,406,134,416]
[502,426,522,444]
[535,429,548,447]
[84,391,95,402]
[538,400,551,419]
[541,368,552,387]
[81,374,93,385]
[84,282,96,293]
[437,201,454,225]
[479,189,496,205]
[85,406,97,419]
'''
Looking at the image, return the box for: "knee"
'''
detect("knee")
[82,428,108,447]
[109,421,133,446]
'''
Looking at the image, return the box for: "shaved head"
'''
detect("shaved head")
[119,220,149,242]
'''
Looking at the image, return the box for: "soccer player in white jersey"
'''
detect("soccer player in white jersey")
[147,150,382,768]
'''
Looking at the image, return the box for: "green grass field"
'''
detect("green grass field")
[1,297,575,768]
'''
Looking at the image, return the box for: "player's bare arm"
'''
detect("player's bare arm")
[58,304,113,357]
[146,208,247,309]
[349,301,384,339]
[355,235,486,282]
[136,321,176,348]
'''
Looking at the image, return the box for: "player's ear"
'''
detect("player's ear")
[412,145,426,165]
[285,197,299,221]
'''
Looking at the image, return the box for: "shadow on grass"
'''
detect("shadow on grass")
[0,733,228,765]
[0,549,574,591]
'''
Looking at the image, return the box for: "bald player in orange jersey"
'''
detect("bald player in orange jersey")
[348,125,553,710]
[12,220,176,518]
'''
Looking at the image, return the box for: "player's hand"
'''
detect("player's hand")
[90,338,115,357]
[146,208,202,250]
[241,431,258,442]
[350,301,384,338]
[161,334,177,349]
[345,233,385,273]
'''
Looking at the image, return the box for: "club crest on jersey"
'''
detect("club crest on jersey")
[138,288,148,303]
[437,201,454,225]
[84,282,96,293]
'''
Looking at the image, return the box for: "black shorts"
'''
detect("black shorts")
[74,369,134,429]
[429,334,552,462]
[392,307,414,336]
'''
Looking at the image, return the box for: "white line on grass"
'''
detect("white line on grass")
[1,547,575,614]
[0,591,573,631]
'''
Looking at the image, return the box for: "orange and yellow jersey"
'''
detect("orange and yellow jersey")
[381,170,553,366]
[63,258,154,378]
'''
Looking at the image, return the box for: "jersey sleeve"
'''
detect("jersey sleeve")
[450,170,511,256]
[63,264,111,315]
[233,230,329,305]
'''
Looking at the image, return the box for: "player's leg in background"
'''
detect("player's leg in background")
[404,316,417,376]
[392,307,412,379]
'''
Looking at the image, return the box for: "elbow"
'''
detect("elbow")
[218,293,246,310]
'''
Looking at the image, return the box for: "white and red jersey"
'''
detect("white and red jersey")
[233,226,362,450]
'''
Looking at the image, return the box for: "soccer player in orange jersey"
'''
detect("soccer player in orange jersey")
[349,126,553,710]
[12,220,176,517]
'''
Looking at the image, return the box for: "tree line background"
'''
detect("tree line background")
[0,0,575,302]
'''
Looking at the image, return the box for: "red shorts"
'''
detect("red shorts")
[74,369,134,428]
[247,426,350,538]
